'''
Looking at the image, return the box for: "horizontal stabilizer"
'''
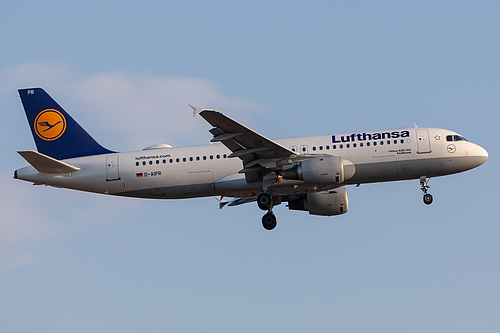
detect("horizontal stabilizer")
[18,150,80,173]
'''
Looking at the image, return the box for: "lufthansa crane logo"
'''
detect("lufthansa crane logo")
[34,109,66,141]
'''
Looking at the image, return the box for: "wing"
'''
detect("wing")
[191,106,299,182]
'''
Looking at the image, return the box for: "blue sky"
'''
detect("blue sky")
[1,1,499,332]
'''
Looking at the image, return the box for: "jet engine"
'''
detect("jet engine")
[288,188,348,216]
[282,156,355,186]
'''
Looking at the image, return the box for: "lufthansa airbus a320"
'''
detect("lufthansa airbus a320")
[14,88,488,230]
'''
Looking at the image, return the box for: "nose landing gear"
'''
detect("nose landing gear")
[420,176,433,205]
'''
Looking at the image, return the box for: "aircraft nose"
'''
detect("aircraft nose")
[475,145,488,166]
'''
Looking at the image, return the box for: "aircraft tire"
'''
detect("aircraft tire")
[257,193,272,210]
[423,193,433,205]
[262,212,277,230]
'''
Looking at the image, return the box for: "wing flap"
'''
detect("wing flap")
[18,150,80,173]
[210,132,244,142]
[228,147,271,158]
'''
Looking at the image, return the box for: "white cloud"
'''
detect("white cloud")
[0,178,61,245]
[0,171,146,271]
[0,173,63,270]
[0,63,263,150]
[0,250,38,271]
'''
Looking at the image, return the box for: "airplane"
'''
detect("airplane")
[14,88,488,230]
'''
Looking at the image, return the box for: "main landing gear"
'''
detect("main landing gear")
[420,176,433,205]
[257,193,277,230]
[262,212,277,231]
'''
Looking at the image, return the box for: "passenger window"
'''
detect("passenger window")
[156,160,160,164]
[373,142,377,146]
[346,144,350,148]
[340,144,343,149]
[189,157,193,161]
[360,142,364,147]
[394,140,397,144]
[203,156,207,160]
[169,159,173,163]
[353,143,357,148]
[136,162,139,166]
[326,145,330,150]
[387,140,391,145]
[367,142,370,147]
[183,157,186,162]
[333,145,337,149]
[149,160,153,165]
[210,155,213,160]
[176,158,180,163]
[223,154,227,158]
[380,141,384,145]
[400,139,404,144]
[162,159,166,164]
[196,156,200,161]
[216,155,220,159]
[312,146,316,151]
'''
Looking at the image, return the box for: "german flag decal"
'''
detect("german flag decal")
[136,173,144,178]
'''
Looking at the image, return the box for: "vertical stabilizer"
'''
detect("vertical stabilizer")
[18,88,113,160]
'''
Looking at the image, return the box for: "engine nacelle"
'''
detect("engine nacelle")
[288,188,348,216]
[282,156,355,186]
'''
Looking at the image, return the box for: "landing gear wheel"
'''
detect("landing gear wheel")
[420,176,433,205]
[257,193,272,210]
[423,193,433,205]
[262,212,277,230]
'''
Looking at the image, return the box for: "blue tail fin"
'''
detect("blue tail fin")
[18,88,113,160]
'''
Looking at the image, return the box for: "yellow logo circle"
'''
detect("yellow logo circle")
[34,109,66,141]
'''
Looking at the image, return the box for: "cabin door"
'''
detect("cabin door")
[416,129,431,154]
[106,155,120,181]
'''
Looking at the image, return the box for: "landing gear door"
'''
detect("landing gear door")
[416,129,431,154]
[106,155,120,181]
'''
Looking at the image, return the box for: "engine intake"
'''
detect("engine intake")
[282,156,355,185]
[288,188,349,216]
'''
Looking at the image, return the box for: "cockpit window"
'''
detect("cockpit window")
[446,135,468,142]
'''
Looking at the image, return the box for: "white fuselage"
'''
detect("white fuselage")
[15,127,488,199]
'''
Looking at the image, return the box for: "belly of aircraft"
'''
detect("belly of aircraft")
[115,183,218,199]
[347,156,474,184]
